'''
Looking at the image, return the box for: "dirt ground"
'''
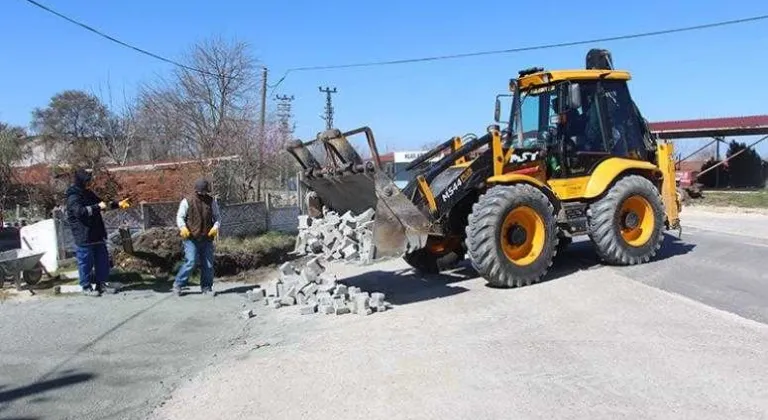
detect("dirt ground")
[113,228,296,278]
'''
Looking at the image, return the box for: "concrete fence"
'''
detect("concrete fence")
[53,198,300,259]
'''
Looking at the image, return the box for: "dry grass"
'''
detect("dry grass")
[691,190,768,209]
[216,231,296,255]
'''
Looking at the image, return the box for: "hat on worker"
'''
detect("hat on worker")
[74,168,93,187]
[194,178,211,195]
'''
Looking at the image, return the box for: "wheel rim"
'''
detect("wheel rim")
[500,206,545,266]
[619,195,654,247]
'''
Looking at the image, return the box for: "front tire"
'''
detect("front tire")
[465,184,558,288]
[588,175,665,265]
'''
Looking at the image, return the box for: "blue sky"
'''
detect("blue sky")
[2,0,767,156]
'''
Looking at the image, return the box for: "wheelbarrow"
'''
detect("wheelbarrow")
[0,248,45,291]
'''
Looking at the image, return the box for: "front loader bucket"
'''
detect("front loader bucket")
[286,127,433,261]
[371,171,431,260]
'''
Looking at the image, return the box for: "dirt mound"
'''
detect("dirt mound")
[113,228,296,278]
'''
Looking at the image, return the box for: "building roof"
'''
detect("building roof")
[649,115,768,139]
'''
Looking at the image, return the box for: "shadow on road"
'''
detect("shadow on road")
[338,264,472,305]
[654,234,697,261]
[0,372,96,404]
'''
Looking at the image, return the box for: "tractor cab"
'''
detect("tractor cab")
[497,50,658,180]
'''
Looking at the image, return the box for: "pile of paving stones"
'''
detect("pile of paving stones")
[244,257,391,316]
[293,208,376,263]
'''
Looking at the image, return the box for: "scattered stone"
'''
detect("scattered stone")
[279,262,296,276]
[300,304,317,315]
[240,309,255,319]
[246,288,265,302]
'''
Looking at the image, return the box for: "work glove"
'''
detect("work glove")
[207,226,219,239]
[98,201,108,210]
[180,226,191,239]
[118,199,131,209]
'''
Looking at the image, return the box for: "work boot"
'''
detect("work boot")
[201,287,215,297]
[172,285,183,297]
[82,285,101,297]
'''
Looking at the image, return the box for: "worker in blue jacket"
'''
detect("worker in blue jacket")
[65,168,130,296]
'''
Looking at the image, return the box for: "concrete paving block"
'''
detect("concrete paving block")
[296,292,307,306]
[271,298,282,309]
[300,304,318,315]
[355,208,375,224]
[341,210,355,222]
[240,309,255,319]
[347,300,358,314]
[364,308,373,316]
[317,283,336,295]
[298,215,310,230]
[308,239,324,254]
[279,262,296,276]
[317,292,333,306]
[300,268,319,284]
[332,284,348,298]
[301,282,318,297]
[285,285,298,298]
[355,294,370,314]
[334,306,351,315]
[276,282,285,298]
[57,284,84,294]
[370,292,385,306]
[319,304,334,315]
[247,288,266,302]
[342,246,359,260]
[280,295,296,306]
[305,257,326,275]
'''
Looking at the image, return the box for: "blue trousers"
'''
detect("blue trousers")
[174,239,214,289]
[75,243,110,289]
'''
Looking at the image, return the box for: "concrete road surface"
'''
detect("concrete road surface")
[2,208,768,420]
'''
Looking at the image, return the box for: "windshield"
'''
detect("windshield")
[508,86,557,149]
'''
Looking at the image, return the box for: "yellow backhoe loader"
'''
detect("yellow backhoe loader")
[287,49,681,288]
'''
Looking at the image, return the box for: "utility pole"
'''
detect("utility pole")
[274,94,295,190]
[318,86,337,130]
[274,94,295,138]
[260,67,268,139]
[257,66,268,201]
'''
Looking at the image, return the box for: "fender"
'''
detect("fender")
[486,173,561,211]
[583,158,661,199]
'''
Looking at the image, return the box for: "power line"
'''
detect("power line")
[21,0,768,87]
[286,14,768,71]
[21,0,253,80]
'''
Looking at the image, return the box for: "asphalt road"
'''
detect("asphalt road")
[2,208,768,420]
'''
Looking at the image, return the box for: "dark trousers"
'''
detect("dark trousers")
[75,243,110,289]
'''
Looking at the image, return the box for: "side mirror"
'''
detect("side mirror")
[494,97,501,122]
[565,83,582,110]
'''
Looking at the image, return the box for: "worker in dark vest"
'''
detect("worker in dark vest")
[173,178,221,296]
[65,168,130,296]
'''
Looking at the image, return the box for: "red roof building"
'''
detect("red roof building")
[649,115,768,139]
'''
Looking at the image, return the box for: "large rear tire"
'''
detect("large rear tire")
[588,175,664,265]
[465,184,558,288]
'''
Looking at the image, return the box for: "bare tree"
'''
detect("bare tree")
[138,36,261,160]
[0,123,28,211]
[95,82,143,166]
[136,36,283,202]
